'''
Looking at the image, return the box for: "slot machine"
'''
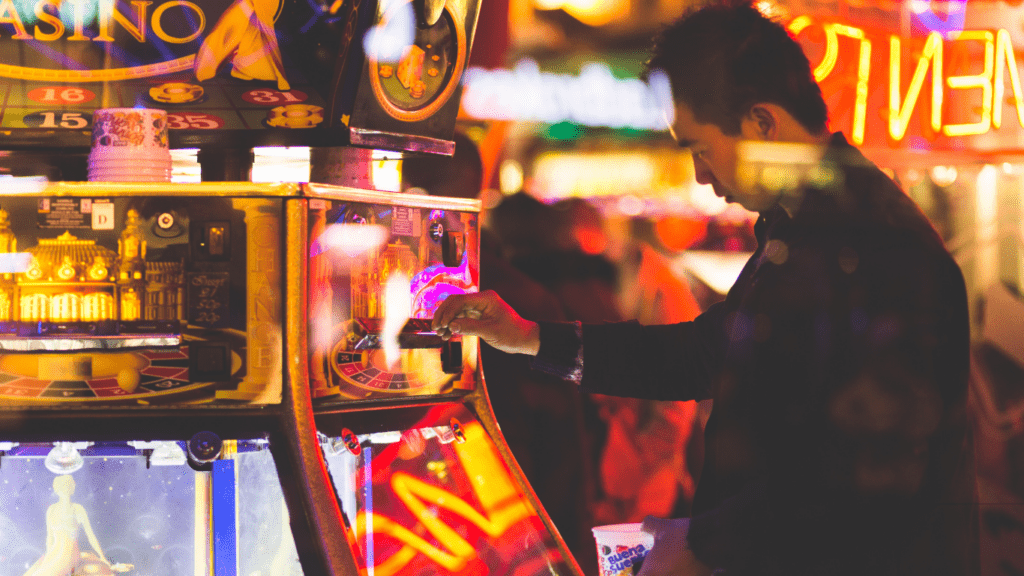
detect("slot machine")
[0,183,583,576]
[296,184,581,576]
[0,0,587,571]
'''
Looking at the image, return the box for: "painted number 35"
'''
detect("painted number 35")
[167,113,225,129]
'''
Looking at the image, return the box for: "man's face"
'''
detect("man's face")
[669,102,779,213]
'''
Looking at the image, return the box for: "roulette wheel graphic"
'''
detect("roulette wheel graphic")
[326,321,455,399]
[0,345,242,403]
[367,0,467,122]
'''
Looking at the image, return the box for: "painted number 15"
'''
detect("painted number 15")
[24,111,91,129]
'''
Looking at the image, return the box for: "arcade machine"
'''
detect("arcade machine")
[0,0,584,573]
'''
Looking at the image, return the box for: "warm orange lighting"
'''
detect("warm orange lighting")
[794,14,1024,145]
[655,217,707,252]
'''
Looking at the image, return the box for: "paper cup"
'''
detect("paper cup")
[88,168,171,182]
[592,523,654,576]
[91,107,169,151]
[89,159,172,169]
[90,148,171,161]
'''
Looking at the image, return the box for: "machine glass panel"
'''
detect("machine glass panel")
[307,193,478,401]
[0,439,304,576]
[321,404,574,576]
[0,189,284,406]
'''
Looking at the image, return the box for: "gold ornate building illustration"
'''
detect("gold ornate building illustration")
[351,242,418,319]
[0,209,183,327]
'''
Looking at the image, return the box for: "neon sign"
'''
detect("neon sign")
[460,59,674,130]
[789,16,1024,146]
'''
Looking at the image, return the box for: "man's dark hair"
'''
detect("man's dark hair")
[646,1,828,136]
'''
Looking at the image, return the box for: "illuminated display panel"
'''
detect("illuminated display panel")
[0,440,303,576]
[306,190,479,402]
[0,189,284,406]
[321,404,574,576]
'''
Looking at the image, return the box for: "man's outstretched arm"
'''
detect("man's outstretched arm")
[433,290,541,356]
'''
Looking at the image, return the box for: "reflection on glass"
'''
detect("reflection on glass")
[0,440,303,576]
[22,475,133,575]
[236,447,304,576]
[151,443,186,467]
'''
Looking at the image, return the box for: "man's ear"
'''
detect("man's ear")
[742,104,779,141]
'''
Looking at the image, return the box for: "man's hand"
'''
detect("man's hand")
[432,290,541,356]
[638,516,714,576]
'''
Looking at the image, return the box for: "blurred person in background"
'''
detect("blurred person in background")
[403,133,601,575]
[433,2,978,575]
[558,202,706,523]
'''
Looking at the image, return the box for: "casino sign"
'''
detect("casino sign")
[0,0,483,151]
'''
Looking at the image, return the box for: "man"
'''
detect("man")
[433,2,978,575]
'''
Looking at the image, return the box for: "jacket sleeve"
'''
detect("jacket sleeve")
[529,301,730,402]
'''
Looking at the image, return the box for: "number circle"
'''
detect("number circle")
[167,113,225,130]
[28,86,95,105]
[22,110,92,129]
[242,89,308,105]
[331,347,450,393]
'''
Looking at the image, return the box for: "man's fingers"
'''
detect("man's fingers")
[432,294,474,331]
[641,515,671,538]
[433,292,491,332]
[448,317,487,337]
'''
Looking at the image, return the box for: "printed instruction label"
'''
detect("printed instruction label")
[392,207,421,236]
[37,198,114,229]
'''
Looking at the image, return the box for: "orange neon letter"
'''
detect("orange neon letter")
[831,24,871,145]
[890,31,944,141]
[788,18,871,145]
[993,28,1024,130]
[944,31,994,137]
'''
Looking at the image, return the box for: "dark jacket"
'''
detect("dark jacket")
[531,133,978,575]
